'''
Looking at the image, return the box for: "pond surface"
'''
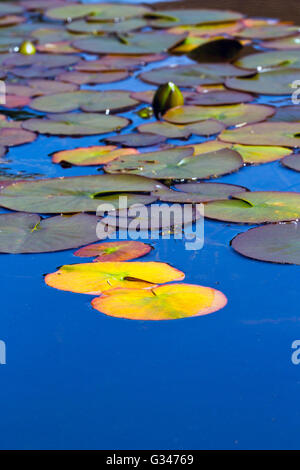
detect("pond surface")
[0,0,300,450]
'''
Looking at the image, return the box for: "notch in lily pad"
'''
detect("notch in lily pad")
[152,82,184,119]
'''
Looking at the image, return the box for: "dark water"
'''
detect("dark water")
[0,0,300,450]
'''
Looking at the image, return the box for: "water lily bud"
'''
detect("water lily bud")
[152,82,184,119]
[19,41,36,55]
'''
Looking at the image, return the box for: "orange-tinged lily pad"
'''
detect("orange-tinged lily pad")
[51,146,139,166]
[91,283,227,320]
[74,241,152,262]
[45,261,185,295]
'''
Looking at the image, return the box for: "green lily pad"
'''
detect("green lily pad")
[104,146,243,180]
[236,25,300,40]
[0,212,109,254]
[22,1,67,11]
[22,113,130,136]
[137,120,225,138]
[105,133,167,147]
[204,191,300,223]
[10,66,66,79]
[67,18,147,34]
[270,105,300,122]
[226,69,300,95]
[186,90,254,105]
[29,90,138,113]
[163,103,274,126]
[156,182,248,203]
[231,222,300,265]
[282,153,300,172]
[235,50,300,70]
[260,35,300,50]
[0,174,164,213]
[57,70,129,85]
[2,52,78,68]
[45,3,151,21]
[219,122,300,147]
[140,63,252,87]
[73,32,186,55]
[146,9,243,28]
[0,4,23,16]
[7,80,78,97]
[75,54,165,72]
[52,146,139,166]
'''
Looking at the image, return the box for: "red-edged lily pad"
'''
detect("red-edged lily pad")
[219,122,300,147]
[104,133,167,147]
[74,240,152,262]
[52,146,139,166]
[282,153,300,172]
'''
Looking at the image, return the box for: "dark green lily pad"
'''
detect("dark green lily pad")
[0,174,164,213]
[0,212,111,254]
[236,25,300,40]
[156,182,248,203]
[29,90,138,113]
[231,222,300,265]
[270,106,300,122]
[73,32,186,55]
[186,90,254,105]
[137,120,225,138]
[45,3,151,21]
[0,4,23,16]
[163,103,274,126]
[205,191,300,223]
[146,9,243,28]
[282,153,300,172]
[140,63,252,87]
[104,146,243,180]
[235,50,300,70]
[219,122,300,147]
[22,113,129,136]
[57,71,129,85]
[105,133,167,147]
[67,18,147,34]
[226,69,300,95]
[2,52,78,68]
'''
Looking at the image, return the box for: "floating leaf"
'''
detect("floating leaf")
[0,94,31,108]
[0,128,37,147]
[147,8,243,28]
[29,90,138,113]
[104,146,243,180]
[45,261,184,295]
[0,212,109,254]
[204,191,300,223]
[236,25,300,40]
[226,69,300,95]
[52,146,139,166]
[231,222,300,265]
[45,3,151,21]
[186,90,254,105]
[75,54,166,72]
[67,18,147,34]
[219,122,300,147]
[235,50,300,70]
[140,63,252,87]
[2,52,78,68]
[0,4,23,16]
[6,80,78,97]
[0,15,25,27]
[36,41,79,54]
[22,113,129,136]
[91,283,227,320]
[260,35,300,50]
[168,21,242,38]
[282,153,300,172]
[137,120,225,138]
[163,103,274,126]
[157,182,248,203]
[73,32,186,55]
[0,174,163,213]
[57,70,129,85]
[74,240,152,262]
[270,105,300,122]
[105,133,166,147]
[0,146,7,158]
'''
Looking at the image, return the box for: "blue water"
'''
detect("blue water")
[1,4,300,450]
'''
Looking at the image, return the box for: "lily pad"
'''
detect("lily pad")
[0,4,23,16]
[168,22,243,38]
[91,283,227,320]
[231,222,300,265]
[52,146,139,166]
[282,153,300,172]
[0,174,163,213]
[260,35,300,50]
[270,105,300,122]
[29,90,138,113]
[163,103,274,126]
[0,128,37,147]
[236,25,300,40]
[235,50,300,70]
[156,182,248,203]
[74,240,152,262]
[204,191,300,223]
[186,90,254,105]
[104,146,243,180]
[140,63,252,87]
[105,133,167,147]
[0,94,31,108]
[137,120,225,138]
[7,80,78,97]
[0,212,109,254]
[147,9,243,28]
[45,261,185,295]
[226,69,300,95]
[67,18,147,34]
[75,54,165,72]
[219,122,300,147]
[22,113,130,136]
[2,52,78,68]
[57,71,129,85]
[73,32,186,55]
[45,3,151,21]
